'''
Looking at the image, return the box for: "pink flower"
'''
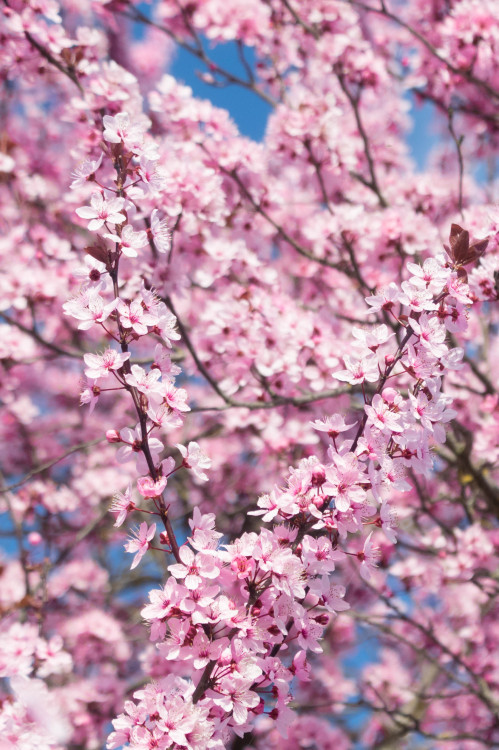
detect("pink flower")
[138,157,165,194]
[117,299,158,336]
[410,314,447,358]
[157,311,181,348]
[291,651,311,682]
[407,258,450,294]
[168,545,220,589]
[334,355,379,385]
[150,209,171,253]
[295,614,324,653]
[158,618,190,661]
[80,380,100,413]
[147,404,183,432]
[208,677,260,725]
[83,349,130,380]
[124,364,165,401]
[446,275,472,304]
[358,532,380,581]
[364,394,403,433]
[248,488,298,522]
[141,577,190,626]
[176,441,211,482]
[310,413,356,438]
[102,112,146,150]
[76,192,126,231]
[125,522,156,569]
[183,631,226,670]
[136,475,167,498]
[365,283,400,314]
[323,453,367,512]
[72,256,107,287]
[152,344,181,380]
[110,484,134,527]
[378,502,398,544]
[352,323,394,352]
[104,224,148,258]
[163,383,190,412]
[309,577,350,613]
[399,281,437,312]
[70,153,103,189]
[63,289,117,330]
[116,424,164,474]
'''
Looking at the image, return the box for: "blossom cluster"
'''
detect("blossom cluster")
[1,1,499,749]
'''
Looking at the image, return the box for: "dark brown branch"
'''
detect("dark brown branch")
[448,110,465,216]
[336,72,388,208]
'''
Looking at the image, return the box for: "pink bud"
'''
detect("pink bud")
[311,467,326,487]
[315,613,329,626]
[28,532,42,546]
[137,475,167,498]
[254,699,265,715]
[381,387,397,404]
[106,429,121,443]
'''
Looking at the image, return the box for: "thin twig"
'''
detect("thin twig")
[448,109,465,217]
[0,438,104,493]
[165,295,354,410]
[280,0,320,39]
[336,72,388,208]
[0,311,83,359]
[119,5,277,107]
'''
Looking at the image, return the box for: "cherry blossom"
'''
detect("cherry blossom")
[124,364,165,400]
[70,153,103,189]
[2,3,499,748]
[102,111,147,150]
[116,424,164,473]
[110,484,135,527]
[150,209,171,253]
[176,442,212,482]
[137,474,167,498]
[83,348,130,380]
[364,394,403,434]
[208,678,260,725]
[310,414,357,438]
[334,355,379,385]
[117,299,158,336]
[125,522,157,569]
[75,192,126,231]
[168,545,220,589]
[323,453,368,512]
[104,224,149,257]
[357,532,380,581]
[63,288,117,330]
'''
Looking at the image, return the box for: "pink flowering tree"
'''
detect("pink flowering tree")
[1,1,499,748]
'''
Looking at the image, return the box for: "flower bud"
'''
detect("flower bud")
[254,699,265,715]
[311,467,326,487]
[314,613,330,626]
